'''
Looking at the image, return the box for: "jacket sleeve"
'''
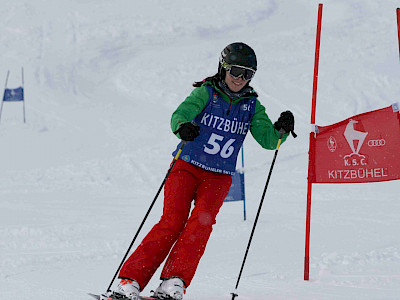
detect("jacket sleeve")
[250,100,289,150]
[171,86,209,137]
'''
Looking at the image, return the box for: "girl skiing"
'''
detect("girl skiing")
[107,42,295,300]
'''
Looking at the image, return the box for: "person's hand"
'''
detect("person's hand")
[177,122,200,141]
[274,111,295,134]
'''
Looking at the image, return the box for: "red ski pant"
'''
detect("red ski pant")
[119,159,232,289]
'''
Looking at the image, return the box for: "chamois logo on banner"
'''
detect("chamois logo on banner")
[343,119,368,167]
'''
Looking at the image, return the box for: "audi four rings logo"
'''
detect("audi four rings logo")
[367,139,386,147]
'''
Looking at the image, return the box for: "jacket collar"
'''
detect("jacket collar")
[206,79,257,103]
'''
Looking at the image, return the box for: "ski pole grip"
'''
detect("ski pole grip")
[174,148,182,160]
[275,132,284,149]
[276,138,283,150]
[174,141,187,160]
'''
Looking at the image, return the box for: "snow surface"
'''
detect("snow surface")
[1,0,400,299]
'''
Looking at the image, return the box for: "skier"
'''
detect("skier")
[107,42,295,300]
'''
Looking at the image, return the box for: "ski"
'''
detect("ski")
[88,293,157,300]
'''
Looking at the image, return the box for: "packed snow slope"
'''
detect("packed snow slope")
[1,0,400,299]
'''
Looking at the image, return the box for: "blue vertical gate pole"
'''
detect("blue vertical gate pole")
[22,67,25,123]
[241,146,246,221]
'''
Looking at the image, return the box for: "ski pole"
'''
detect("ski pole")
[106,141,187,293]
[231,133,284,300]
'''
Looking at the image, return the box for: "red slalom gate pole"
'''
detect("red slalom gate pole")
[304,3,323,281]
[397,8,400,63]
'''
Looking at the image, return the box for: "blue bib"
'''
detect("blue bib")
[172,85,256,175]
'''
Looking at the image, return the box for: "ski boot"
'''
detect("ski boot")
[105,279,141,300]
[153,277,185,300]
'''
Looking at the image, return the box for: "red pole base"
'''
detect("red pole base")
[304,257,310,280]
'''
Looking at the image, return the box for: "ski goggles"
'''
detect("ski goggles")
[220,60,256,81]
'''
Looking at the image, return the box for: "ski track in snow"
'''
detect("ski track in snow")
[1,0,400,299]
